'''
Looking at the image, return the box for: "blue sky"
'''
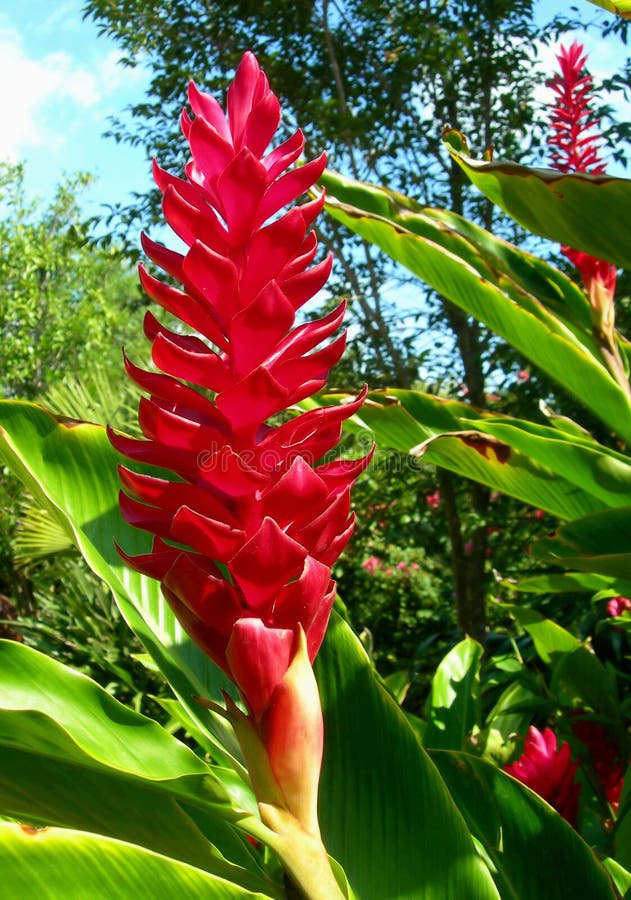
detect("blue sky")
[1,0,627,230]
[0,0,151,217]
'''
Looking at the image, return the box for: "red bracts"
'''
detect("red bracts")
[109,52,369,731]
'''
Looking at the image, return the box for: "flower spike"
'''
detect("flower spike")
[110,52,368,868]
[546,42,630,399]
[547,42,617,325]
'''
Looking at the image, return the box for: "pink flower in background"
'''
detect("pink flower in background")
[362,555,382,575]
[517,369,530,383]
[606,596,631,618]
[426,490,441,509]
[396,561,407,571]
[505,726,581,826]
[109,52,370,837]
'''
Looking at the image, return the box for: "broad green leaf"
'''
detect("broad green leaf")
[507,607,622,726]
[586,0,631,14]
[551,647,621,727]
[417,432,605,520]
[431,751,616,899]
[532,508,631,580]
[423,639,482,751]
[0,400,501,898]
[347,390,615,520]
[616,775,631,870]
[315,615,500,900]
[466,418,631,510]
[503,572,627,594]
[445,134,631,271]
[0,640,277,896]
[485,681,543,747]
[0,399,242,768]
[155,696,225,758]
[602,858,631,897]
[539,400,598,442]
[0,824,267,899]
[321,171,631,442]
[382,669,411,705]
[507,606,580,664]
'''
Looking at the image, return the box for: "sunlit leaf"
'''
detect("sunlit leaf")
[445,132,631,270]
[0,824,268,899]
[423,639,482,751]
[0,640,275,895]
[431,751,616,899]
[531,508,631,579]
[321,171,631,442]
[585,0,631,15]
[0,400,501,899]
[340,389,620,520]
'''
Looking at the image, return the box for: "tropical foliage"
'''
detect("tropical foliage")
[0,4,630,899]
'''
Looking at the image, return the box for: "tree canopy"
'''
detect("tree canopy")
[0,163,142,399]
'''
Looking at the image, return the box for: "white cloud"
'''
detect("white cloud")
[0,26,143,161]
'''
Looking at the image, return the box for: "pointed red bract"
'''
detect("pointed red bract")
[505,726,581,826]
[110,54,369,806]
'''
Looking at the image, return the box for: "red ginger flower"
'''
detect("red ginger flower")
[109,52,370,836]
[606,595,631,618]
[571,717,627,814]
[547,41,617,306]
[505,726,581,826]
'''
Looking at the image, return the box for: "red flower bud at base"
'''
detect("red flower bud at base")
[260,627,324,839]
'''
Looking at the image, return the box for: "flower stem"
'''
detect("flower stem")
[258,804,347,900]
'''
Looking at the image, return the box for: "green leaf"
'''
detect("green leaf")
[532,508,631,580]
[315,615,500,900]
[602,858,631,898]
[503,572,627,595]
[588,0,631,14]
[466,418,631,510]
[321,170,631,442]
[551,647,620,726]
[0,399,242,768]
[445,138,631,270]
[485,681,542,747]
[0,640,277,896]
[615,775,631,870]
[0,400,503,897]
[14,500,74,562]
[507,606,580,665]
[382,669,411,705]
[423,639,482,751]
[0,824,268,899]
[506,607,622,727]
[348,389,617,520]
[431,751,616,899]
